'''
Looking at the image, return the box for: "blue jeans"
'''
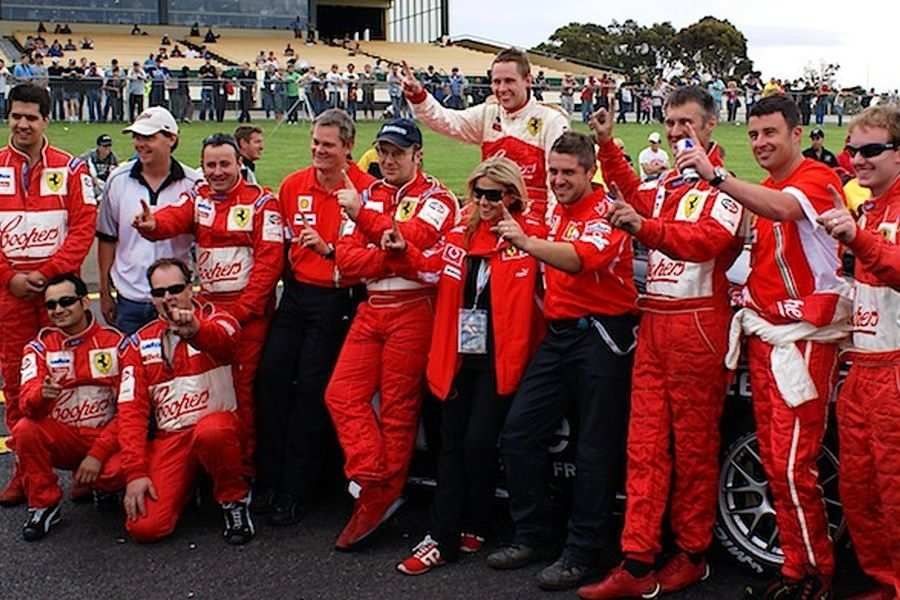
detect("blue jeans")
[116,295,157,336]
[200,88,214,121]
[87,89,101,122]
[581,99,593,123]
[0,93,5,120]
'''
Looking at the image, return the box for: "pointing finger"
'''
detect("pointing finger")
[341,169,355,189]
[827,184,846,211]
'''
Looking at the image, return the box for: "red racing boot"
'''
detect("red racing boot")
[334,482,405,551]
[577,563,661,600]
[0,470,25,508]
[657,552,711,593]
[459,532,485,554]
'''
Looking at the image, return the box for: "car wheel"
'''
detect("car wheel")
[714,431,844,576]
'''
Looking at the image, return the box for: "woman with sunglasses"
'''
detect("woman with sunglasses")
[396,156,547,575]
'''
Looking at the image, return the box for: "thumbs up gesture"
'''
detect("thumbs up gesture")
[815,184,856,243]
[336,170,362,220]
[491,204,528,249]
[132,200,156,232]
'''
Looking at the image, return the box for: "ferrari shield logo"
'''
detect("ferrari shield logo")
[395,198,419,222]
[676,190,708,222]
[228,205,254,231]
[526,117,543,137]
[41,169,67,195]
[562,222,580,241]
[878,222,897,244]
[89,349,117,378]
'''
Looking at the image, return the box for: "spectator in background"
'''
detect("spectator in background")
[326,64,343,108]
[638,131,669,181]
[81,37,94,50]
[83,61,103,122]
[262,65,276,119]
[63,38,76,52]
[616,83,632,123]
[170,44,184,58]
[560,73,575,117]
[234,125,264,184]
[284,63,301,123]
[102,61,125,122]
[0,59,8,118]
[170,66,191,123]
[47,40,63,58]
[204,28,219,44]
[726,80,740,122]
[237,62,256,123]
[814,85,829,126]
[533,70,547,102]
[344,63,359,115]
[651,80,664,122]
[597,73,613,110]
[31,55,49,92]
[47,57,65,120]
[387,64,408,118]
[198,57,215,121]
[189,22,200,37]
[802,127,839,168]
[708,76,725,117]
[346,83,358,121]
[833,90,845,127]
[447,67,466,110]
[284,43,295,57]
[126,61,146,122]
[213,67,227,122]
[580,77,596,123]
[762,76,781,97]
[130,24,142,36]
[62,58,81,121]
[359,64,377,118]
[160,34,171,46]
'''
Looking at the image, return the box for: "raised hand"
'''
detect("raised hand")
[167,306,200,339]
[295,212,330,255]
[336,170,362,220]
[491,204,528,249]
[132,199,156,232]
[674,122,715,181]
[381,219,407,252]
[816,185,856,243]
[588,107,614,145]
[400,60,423,96]
[41,372,65,402]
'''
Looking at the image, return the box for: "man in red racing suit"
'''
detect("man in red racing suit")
[579,88,745,599]
[15,273,123,541]
[325,119,458,551]
[118,258,253,545]
[818,106,900,600]
[1,84,97,506]
[402,48,568,222]
[134,134,284,477]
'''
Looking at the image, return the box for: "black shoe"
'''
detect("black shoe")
[250,488,275,516]
[486,544,550,571]
[745,575,832,600]
[93,490,120,513]
[536,553,594,591]
[267,494,305,527]
[22,504,61,541]
[222,497,255,546]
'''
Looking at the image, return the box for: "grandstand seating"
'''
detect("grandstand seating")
[13,31,207,69]
[206,29,368,71]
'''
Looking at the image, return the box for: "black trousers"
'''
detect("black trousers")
[255,279,359,501]
[128,93,144,122]
[432,362,511,561]
[501,314,636,562]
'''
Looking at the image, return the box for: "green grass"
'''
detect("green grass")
[2,120,850,194]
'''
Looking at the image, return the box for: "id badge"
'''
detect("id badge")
[458,308,488,354]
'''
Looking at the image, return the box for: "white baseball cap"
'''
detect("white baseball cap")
[648,132,661,143]
[122,106,179,136]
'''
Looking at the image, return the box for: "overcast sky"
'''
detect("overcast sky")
[449,1,899,90]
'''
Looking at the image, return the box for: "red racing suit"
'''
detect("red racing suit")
[14,315,123,508]
[407,91,568,221]
[325,171,458,500]
[393,209,547,400]
[0,140,96,430]
[837,176,900,594]
[140,178,284,475]
[738,158,847,579]
[597,139,745,562]
[117,302,247,543]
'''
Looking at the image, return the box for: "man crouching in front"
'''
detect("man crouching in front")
[117,257,253,545]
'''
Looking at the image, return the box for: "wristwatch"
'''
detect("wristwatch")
[709,166,729,187]
[323,243,336,260]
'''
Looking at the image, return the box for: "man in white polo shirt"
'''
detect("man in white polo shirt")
[96,106,201,334]
[638,132,669,181]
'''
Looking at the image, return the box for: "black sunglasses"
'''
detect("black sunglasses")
[845,142,896,159]
[150,283,188,298]
[45,295,81,311]
[472,187,505,203]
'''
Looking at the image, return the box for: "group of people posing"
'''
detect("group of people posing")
[0,45,897,600]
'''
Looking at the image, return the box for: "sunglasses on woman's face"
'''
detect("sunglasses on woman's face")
[472,187,505,203]
[149,283,188,298]
[45,296,81,311]
[845,142,896,159]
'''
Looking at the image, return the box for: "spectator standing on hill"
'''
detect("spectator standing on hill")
[126,62,146,122]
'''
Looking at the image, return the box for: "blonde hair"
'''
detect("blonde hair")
[464,157,528,244]
[849,105,900,144]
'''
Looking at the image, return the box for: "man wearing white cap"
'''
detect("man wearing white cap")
[638,132,669,181]
[96,106,201,334]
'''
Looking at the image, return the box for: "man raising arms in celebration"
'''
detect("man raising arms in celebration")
[677,95,848,599]
[0,83,97,506]
[325,119,458,550]
[402,48,568,221]
[578,87,744,599]
[817,105,900,600]
[132,133,284,481]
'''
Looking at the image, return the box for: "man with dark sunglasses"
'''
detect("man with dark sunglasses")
[677,95,848,599]
[13,272,124,540]
[0,84,97,508]
[133,132,284,481]
[817,105,900,600]
[117,257,253,545]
